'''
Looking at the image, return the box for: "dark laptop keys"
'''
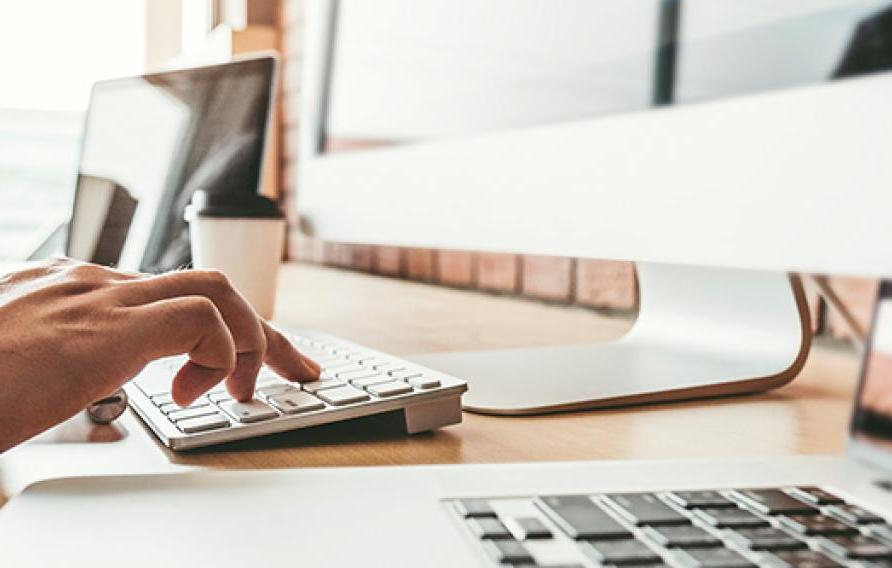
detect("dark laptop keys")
[467,517,512,539]
[536,495,631,540]
[481,539,534,564]
[778,514,858,536]
[726,527,807,551]
[581,539,663,565]
[729,489,818,516]
[693,507,769,529]
[786,487,844,506]
[665,491,736,510]
[642,526,722,548]
[868,524,892,545]
[674,546,756,568]
[505,517,552,540]
[603,493,690,526]
[453,498,497,518]
[767,550,841,568]
[818,534,892,559]
[825,504,884,525]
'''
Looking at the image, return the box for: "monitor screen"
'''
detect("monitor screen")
[67,57,275,273]
[321,0,892,154]
[852,281,892,455]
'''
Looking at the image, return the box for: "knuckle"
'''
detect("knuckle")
[191,296,219,317]
[198,269,232,292]
[68,263,111,282]
[181,296,220,324]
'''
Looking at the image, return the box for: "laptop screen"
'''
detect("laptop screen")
[851,280,892,460]
[66,56,275,273]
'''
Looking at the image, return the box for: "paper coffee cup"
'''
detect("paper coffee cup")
[185,190,285,320]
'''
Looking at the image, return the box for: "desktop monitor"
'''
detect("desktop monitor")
[298,0,892,413]
[67,55,277,273]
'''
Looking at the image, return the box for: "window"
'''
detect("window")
[0,1,145,260]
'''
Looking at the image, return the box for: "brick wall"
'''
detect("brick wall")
[275,1,874,337]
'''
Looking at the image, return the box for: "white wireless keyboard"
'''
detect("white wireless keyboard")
[125,330,468,450]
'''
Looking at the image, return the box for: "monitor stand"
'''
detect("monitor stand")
[409,262,811,415]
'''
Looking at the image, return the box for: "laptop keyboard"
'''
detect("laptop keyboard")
[126,331,467,450]
[447,487,892,567]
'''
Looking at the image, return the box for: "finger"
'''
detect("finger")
[229,351,264,401]
[261,321,322,382]
[127,296,237,406]
[171,361,230,406]
[116,270,266,399]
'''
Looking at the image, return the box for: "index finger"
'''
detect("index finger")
[261,321,322,381]
[116,270,320,397]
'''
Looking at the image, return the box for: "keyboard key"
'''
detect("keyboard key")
[366,381,414,397]
[787,487,844,506]
[536,495,631,540]
[310,355,342,365]
[467,517,512,539]
[766,550,841,568]
[350,375,394,388]
[665,491,736,510]
[818,535,892,559]
[674,547,756,568]
[267,391,325,414]
[322,360,361,371]
[357,357,387,367]
[390,369,423,380]
[453,499,496,518]
[302,378,344,393]
[316,385,371,406]
[151,393,174,406]
[729,489,818,516]
[372,362,405,373]
[158,401,210,414]
[256,384,296,399]
[336,369,381,382]
[642,526,722,548]
[582,539,663,565]
[603,493,690,526]
[825,504,884,525]
[778,514,858,536]
[481,539,534,564]
[177,413,230,433]
[868,525,892,545]
[219,399,279,423]
[208,392,233,403]
[406,376,441,389]
[332,348,362,358]
[505,517,552,540]
[168,406,218,422]
[254,374,283,387]
[727,527,807,551]
[693,508,769,528]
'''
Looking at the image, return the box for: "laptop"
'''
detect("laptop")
[1,282,891,566]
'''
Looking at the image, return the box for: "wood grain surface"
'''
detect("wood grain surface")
[0,263,861,505]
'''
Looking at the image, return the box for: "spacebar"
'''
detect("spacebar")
[536,495,631,540]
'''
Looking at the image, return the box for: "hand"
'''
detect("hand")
[0,259,320,451]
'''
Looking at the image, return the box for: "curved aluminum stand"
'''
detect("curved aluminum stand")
[409,263,811,415]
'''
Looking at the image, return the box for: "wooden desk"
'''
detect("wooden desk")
[0,263,861,502]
